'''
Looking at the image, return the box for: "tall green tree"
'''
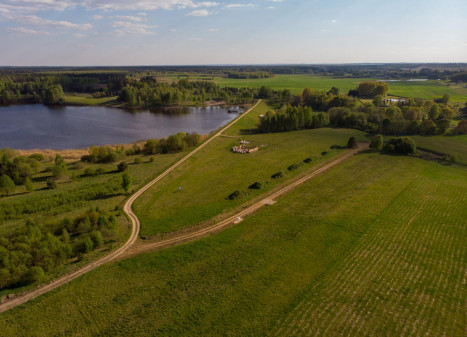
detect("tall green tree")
[0,175,15,196]
[121,172,132,193]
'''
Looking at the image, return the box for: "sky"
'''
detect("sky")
[0,0,466,66]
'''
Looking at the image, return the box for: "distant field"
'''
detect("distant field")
[1,153,465,336]
[213,75,467,102]
[410,135,467,164]
[64,94,118,106]
[134,101,366,236]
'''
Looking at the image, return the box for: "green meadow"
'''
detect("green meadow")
[64,94,119,106]
[411,134,467,164]
[1,152,465,337]
[133,101,366,236]
[213,75,467,102]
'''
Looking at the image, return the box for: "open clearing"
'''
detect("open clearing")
[213,75,467,102]
[1,152,465,336]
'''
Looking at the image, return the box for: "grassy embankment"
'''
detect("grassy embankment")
[133,100,366,236]
[213,74,467,102]
[1,151,465,336]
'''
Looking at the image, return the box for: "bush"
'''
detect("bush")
[384,137,416,155]
[46,178,57,189]
[24,177,34,192]
[149,156,156,163]
[370,134,384,151]
[271,171,284,179]
[321,151,328,156]
[95,167,107,175]
[117,161,128,172]
[288,163,300,171]
[226,190,245,200]
[303,157,313,163]
[84,167,95,176]
[330,145,345,149]
[441,154,457,163]
[347,136,358,149]
[248,182,264,189]
[134,157,144,164]
[24,266,45,283]
[90,231,104,247]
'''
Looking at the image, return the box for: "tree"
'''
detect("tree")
[436,119,451,134]
[121,172,132,193]
[43,85,65,105]
[454,120,467,134]
[24,177,34,192]
[370,134,384,151]
[25,266,45,283]
[0,175,15,196]
[384,137,416,154]
[117,161,128,172]
[441,93,450,105]
[373,95,384,107]
[46,178,57,189]
[347,136,358,149]
[428,104,441,120]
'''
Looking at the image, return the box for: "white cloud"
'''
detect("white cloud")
[81,0,219,11]
[115,15,144,22]
[111,21,157,35]
[224,4,255,9]
[12,15,92,30]
[209,28,219,31]
[331,19,337,24]
[0,1,219,14]
[7,27,40,35]
[186,9,213,16]
[92,15,103,20]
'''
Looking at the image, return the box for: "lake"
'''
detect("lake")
[0,104,244,150]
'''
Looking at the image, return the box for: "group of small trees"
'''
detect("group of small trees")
[0,151,44,195]
[143,132,201,154]
[0,208,119,289]
[259,105,330,133]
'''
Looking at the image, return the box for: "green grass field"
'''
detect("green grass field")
[133,101,366,236]
[1,153,465,336]
[213,75,467,102]
[410,134,467,164]
[64,94,118,106]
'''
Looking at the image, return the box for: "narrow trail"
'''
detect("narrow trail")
[0,100,261,314]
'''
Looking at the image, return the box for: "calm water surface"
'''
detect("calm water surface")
[0,104,243,149]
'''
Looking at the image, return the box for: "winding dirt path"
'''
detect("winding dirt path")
[0,100,364,314]
[0,100,261,314]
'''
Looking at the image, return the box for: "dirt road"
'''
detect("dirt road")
[0,100,261,314]
[123,144,366,258]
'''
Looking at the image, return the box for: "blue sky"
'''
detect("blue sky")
[0,0,466,66]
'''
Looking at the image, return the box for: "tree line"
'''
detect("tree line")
[118,78,257,106]
[258,82,465,136]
